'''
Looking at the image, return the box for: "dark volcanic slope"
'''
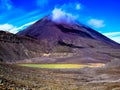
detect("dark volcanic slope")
[0,31,49,62]
[17,16,120,49]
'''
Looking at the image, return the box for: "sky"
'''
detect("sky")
[0,0,120,43]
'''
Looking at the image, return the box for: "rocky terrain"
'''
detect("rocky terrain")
[0,31,50,62]
[0,59,120,90]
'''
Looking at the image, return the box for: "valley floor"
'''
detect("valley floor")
[0,63,120,90]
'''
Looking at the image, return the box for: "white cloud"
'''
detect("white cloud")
[103,32,120,43]
[0,0,13,10]
[0,23,15,31]
[51,8,77,24]
[88,19,105,28]
[103,32,120,37]
[110,36,120,43]
[52,8,65,21]
[51,2,82,24]
[36,0,48,7]
[0,23,20,33]
[76,4,81,10]
[0,21,36,34]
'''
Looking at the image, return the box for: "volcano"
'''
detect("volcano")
[17,16,120,48]
[0,16,120,63]
[16,16,120,63]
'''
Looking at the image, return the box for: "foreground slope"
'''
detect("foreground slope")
[0,61,120,90]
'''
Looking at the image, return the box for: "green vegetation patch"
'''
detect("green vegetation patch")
[18,63,104,69]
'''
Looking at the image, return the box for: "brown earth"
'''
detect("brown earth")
[0,60,120,90]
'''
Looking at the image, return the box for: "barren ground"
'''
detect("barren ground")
[0,61,120,90]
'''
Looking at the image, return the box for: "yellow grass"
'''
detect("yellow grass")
[18,63,104,69]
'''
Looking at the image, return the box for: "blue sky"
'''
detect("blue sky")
[0,0,120,43]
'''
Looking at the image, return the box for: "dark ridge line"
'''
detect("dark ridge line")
[56,24,95,39]
[58,41,85,49]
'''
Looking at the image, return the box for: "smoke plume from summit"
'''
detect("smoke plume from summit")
[51,2,81,24]
[51,8,77,24]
